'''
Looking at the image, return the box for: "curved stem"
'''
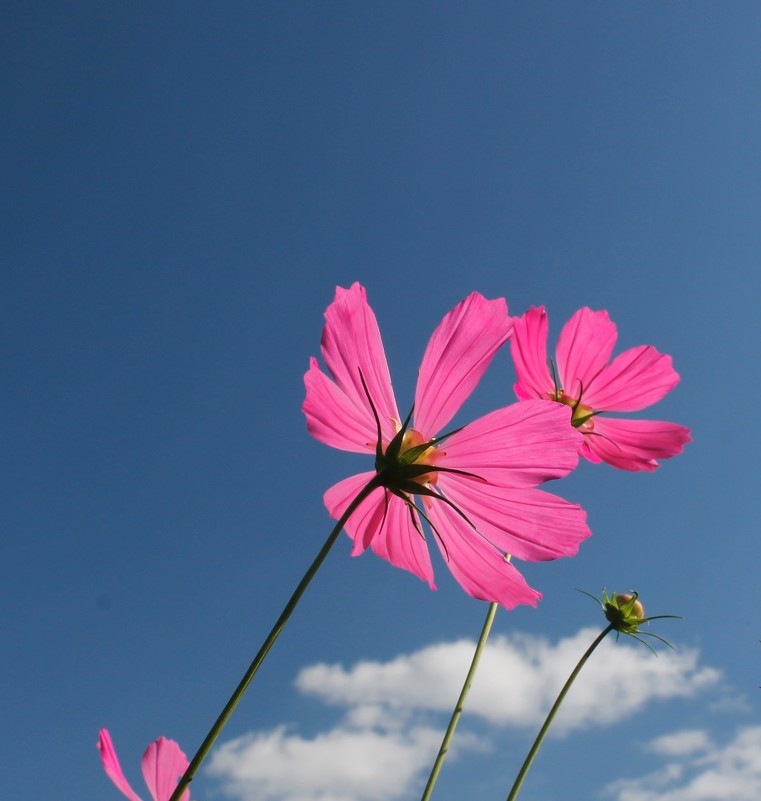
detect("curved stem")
[505,624,614,801]
[419,602,499,801]
[168,475,382,801]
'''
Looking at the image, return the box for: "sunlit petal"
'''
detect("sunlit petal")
[303,358,378,453]
[440,401,581,487]
[436,478,589,561]
[555,307,617,396]
[414,293,512,436]
[141,737,190,801]
[320,283,399,442]
[510,306,554,399]
[584,418,692,472]
[98,730,145,801]
[584,345,680,412]
[427,502,541,609]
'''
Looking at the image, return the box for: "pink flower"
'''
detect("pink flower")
[303,283,589,609]
[511,306,691,472]
[97,729,190,801]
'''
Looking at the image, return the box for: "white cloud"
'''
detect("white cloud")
[647,729,713,757]
[605,726,761,801]
[297,627,721,733]
[207,628,722,801]
[206,724,445,801]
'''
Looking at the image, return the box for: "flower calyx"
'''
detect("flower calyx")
[359,370,478,500]
[548,360,599,432]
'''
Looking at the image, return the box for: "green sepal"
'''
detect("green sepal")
[383,405,415,464]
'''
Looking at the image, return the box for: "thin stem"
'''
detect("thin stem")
[419,601,499,801]
[505,624,614,801]
[168,475,382,801]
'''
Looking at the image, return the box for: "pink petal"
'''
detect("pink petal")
[324,472,384,554]
[583,345,681,412]
[583,418,692,471]
[579,439,604,464]
[97,730,145,801]
[435,478,590,561]
[368,492,436,588]
[427,502,541,608]
[510,306,554,400]
[555,308,617,397]
[414,293,512,436]
[141,737,190,801]
[439,401,582,488]
[319,284,399,442]
[324,473,436,586]
[303,358,379,453]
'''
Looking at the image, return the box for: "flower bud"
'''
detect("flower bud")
[601,589,646,633]
[579,587,679,652]
[615,593,645,619]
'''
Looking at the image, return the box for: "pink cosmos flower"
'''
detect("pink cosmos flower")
[303,283,590,609]
[511,306,691,472]
[97,729,190,801]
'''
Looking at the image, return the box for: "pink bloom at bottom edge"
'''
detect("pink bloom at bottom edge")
[303,283,591,610]
[98,729,190,801]
[511,306,691,471]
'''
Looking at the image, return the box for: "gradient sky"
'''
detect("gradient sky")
[3,3,761,801]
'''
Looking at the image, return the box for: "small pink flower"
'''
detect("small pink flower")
[511,306,691,471]
[303,283,589,609]
[97,729,190,801]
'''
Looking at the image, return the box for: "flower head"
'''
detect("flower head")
[303,283,590,609]
[97,729,190,801]
[510,306,691,471]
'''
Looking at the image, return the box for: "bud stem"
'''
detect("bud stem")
[505,623,614,801]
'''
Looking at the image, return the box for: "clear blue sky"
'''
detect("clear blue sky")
[2,3,760,800]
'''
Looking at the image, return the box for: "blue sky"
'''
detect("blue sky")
[2,3,760,800]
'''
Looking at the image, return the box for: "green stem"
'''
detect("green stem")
[168,475,382,801]
[419,601,499,801]
[505,623,614,801]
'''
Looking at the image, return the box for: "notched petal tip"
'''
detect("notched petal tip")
[585,418,691,471]
[556,307,618,394]
[97,730,145,801]
[584,345,681,412]
[303,358,383,453]
[511,306,555,401]
[414,292,512,436]
[142,736,190,801]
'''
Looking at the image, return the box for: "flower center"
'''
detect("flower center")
[552,391,596,432]
[397,428,440,486]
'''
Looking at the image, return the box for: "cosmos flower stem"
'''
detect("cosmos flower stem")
[167,474,384,801]
[504,623,614,801]
[419,601,499,801]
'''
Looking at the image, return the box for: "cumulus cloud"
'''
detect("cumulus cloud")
[605,726,761,801]
[647,729,713,757]
[206,724,445,801]
[297,628,721,733]
[207,628,722,801]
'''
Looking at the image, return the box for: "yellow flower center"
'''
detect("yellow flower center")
[553,391,596,432]
[397,427,440,486]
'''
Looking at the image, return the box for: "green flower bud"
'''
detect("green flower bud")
[578,587,681,653]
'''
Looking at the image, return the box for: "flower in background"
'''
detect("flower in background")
[510,306,691,471]
[97,729,190,801]
[303,283,589,609]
